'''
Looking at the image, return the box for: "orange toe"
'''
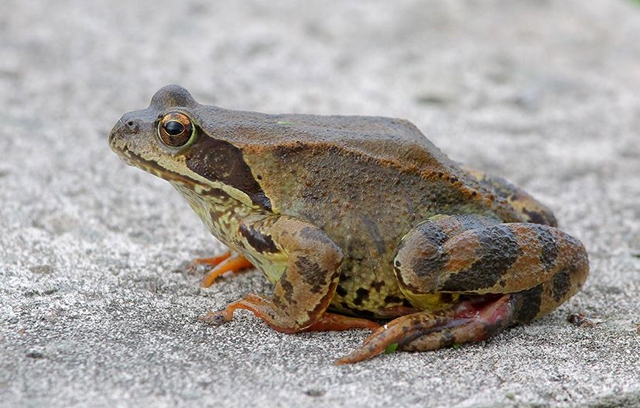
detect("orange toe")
[201,254,254,287]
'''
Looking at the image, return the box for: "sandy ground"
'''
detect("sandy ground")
[1,1,640,407]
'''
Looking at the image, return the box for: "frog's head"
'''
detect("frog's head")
[109,85,271,210]
[109,84,204,184]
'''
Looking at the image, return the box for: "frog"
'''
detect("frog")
[109,85,589,364]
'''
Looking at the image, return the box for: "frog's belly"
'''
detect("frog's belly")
[329,260,416,319]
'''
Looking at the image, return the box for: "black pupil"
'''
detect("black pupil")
[164,120,185,136]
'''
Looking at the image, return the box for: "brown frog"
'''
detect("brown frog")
[109,85,589,364]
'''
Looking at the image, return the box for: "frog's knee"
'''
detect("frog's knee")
[393,215,499,297]
[394,226,443,296]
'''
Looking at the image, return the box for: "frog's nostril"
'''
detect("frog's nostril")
[123,118,140,133]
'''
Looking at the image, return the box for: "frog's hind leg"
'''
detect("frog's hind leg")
[337,271,584,364]
[398,276,574,353]
[335,294,514,364]
[336,214,589,364]
[462,165,557,226]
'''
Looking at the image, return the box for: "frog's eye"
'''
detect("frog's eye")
[157,112,195,148]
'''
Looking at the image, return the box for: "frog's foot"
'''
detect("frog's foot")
[335,295,515,365]
[189,251,254,287]
[201,300,379,339]
[200,293,379,333]
[189,251,234,269]
[199,294,277,328]
[200,294,307,333]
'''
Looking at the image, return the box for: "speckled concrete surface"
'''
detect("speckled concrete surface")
[1,1,640,407]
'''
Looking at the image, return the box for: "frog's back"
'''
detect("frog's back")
[199,107,460,178]
[266,113,452,171]
[194,106,526,223]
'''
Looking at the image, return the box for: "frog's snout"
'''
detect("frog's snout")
[109,118,141,168]
[108,119,123,149]
[109,113,146,152]
[120,116,141,134]
[110,114,139,137]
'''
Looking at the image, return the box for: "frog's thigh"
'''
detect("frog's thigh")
[394,215,588,303]
[462,166,557,226]
[218,216,343,333]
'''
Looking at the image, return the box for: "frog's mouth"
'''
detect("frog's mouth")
[111,141,205,192]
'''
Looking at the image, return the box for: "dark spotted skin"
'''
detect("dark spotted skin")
[109,85,590,364]
[394,215,588,319]
[238,224,278,254]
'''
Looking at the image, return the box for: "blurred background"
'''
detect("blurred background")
[1,1,639,407]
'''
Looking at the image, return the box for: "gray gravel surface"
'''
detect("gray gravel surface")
[1,1,640,407]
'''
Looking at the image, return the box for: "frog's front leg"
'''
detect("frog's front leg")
[337,214,589,364]
[203,215,378,333]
